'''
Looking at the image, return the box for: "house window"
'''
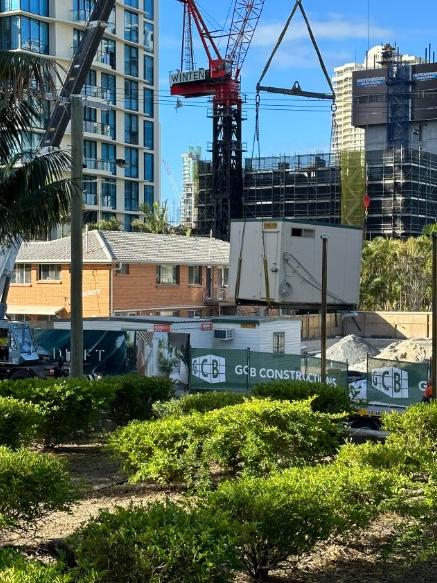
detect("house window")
[273,332,285,354]
[125,181,139,211]
[125,147,139,178]
[101,178,116,208]
[144,152,154,181]
[101,72,116,104]
[156,265,180,285]
[11,264,31,284]
[144,120,153,149]
[124,0,138,7]
[38,264,61,281]
[125,112,139,144]
[144,185,154,206]
[144,0,153,19]
[144,54,153,84]
[124,9,138,43]
[144,88,153,117]
[144,21,153,52]
[124,79,138,110]
[102,143,116,174]
[125,44,138,77]
[188,265,202,285]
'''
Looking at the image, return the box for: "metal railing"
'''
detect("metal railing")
[83,120,112,137]
[84,158,116,174]
[70,9,116,34]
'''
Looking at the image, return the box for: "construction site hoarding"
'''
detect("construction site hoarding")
[366,356,429,406]
[190,348,349,390]
[229,219,362,308]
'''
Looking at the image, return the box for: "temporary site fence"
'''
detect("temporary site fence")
[190,348,349,391]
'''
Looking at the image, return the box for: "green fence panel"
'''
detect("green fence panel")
[305,355,349,388]
[191,349,348,390]
[367,356,430,406]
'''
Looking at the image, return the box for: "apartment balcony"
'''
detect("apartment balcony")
[83,120,112,137]
[84,157,116,174]
[81,84,114,103]
[70,9,116,34]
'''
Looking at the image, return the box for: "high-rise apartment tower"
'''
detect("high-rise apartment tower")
[0,0,159,231]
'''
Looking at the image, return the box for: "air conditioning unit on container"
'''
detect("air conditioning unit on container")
[214,328,234,340]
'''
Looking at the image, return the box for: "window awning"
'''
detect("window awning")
[6,305,65,316]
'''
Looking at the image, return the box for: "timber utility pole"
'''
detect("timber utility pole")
[70,96,84,378]
[39,0,116,376]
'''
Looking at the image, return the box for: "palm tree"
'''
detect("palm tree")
[0,51,74,244]
[132,202,173,234]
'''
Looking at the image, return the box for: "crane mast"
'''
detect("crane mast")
[170,0,264,240]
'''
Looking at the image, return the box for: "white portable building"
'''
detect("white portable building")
[229,219,362,308]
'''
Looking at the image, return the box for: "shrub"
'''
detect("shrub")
[107,374,174,425]
[0,446,74,530]
[68,502,236,583]
[110,399,341,488]
[252,379,352,413]
[153,391,247,418]
[0,396,42,448]
[207,463,407,580]
[0,377,112,446]
[0,549,72,583]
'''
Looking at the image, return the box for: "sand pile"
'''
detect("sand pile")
[321,334,378,367]
[376,339,431,363]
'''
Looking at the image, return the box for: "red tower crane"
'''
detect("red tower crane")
[170,0,264,240]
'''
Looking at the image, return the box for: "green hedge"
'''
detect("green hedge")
[68,502,236,583]
[110,399,341,488]
[0,375,174,445]
[106,374,174,425]
[153,391,247,418]
[252,379,352,413]
[0,396,42,449]
[0,549,71,583]
[207,463,408,580]
[0,447,74,531]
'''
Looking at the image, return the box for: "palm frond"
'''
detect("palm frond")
[0,150,75,243]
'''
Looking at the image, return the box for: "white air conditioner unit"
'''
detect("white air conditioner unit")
[214,328,234,341]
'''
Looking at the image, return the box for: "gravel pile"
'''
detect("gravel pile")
[377,339,431,363]
[319,334,378,367]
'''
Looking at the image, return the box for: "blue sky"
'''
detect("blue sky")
[158,0,436,217]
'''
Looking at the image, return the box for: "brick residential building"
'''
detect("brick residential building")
[7,231,230,320]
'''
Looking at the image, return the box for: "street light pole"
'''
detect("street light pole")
[320,234,328,384]
[70,95,84,377]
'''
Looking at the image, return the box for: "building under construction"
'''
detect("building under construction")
[196,147,437,239]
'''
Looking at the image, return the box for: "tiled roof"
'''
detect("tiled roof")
[16,231,230,266]
[16,231,111,264]
[100,231,229,266]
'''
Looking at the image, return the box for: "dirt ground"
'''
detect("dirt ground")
[5,442,437,582]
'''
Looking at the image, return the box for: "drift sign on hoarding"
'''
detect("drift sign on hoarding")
[191,349,348,390]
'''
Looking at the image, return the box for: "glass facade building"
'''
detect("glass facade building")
[0,0,159,230]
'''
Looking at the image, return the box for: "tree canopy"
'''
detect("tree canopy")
[0,51,74,244]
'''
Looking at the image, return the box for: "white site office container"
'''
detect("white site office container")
[229,219,362,308]
[211,317,301,354]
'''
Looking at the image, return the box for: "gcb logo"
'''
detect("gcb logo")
[192,354,226,384]
[371,366,409,399]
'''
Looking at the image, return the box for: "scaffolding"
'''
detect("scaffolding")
[195,148,437,239]
[366,148,437,238]
[243,154,341,224]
